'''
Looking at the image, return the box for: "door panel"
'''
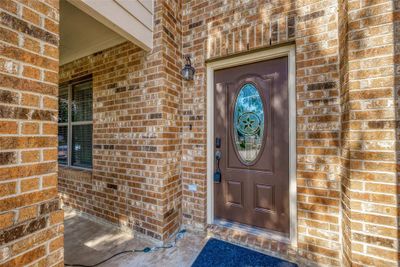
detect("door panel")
[226,180,243,206]
[254,184,275,212]
[214,57,289,234]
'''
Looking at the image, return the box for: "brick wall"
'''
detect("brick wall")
[395,0,400,264]
[338,0,351,265]
[55,0,398,265]
[181,0,297,230]
[341,1,399,266]
[181,0,343,265]
[7,0,394,266]
[59,0,182,241]
[0,0,63,266]
[295,1,342,265]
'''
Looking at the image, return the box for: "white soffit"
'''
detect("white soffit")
[67,0,153,52]
[60,1,126,65]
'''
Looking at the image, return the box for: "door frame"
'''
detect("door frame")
[206,45,297,247]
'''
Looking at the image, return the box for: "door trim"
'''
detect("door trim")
[206,45,297,247]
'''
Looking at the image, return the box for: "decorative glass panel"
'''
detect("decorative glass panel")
[58,126,68,165]
[233,83,264,163]
[71,124,93,168]
[72,81,92,122]
[58,86,68,123]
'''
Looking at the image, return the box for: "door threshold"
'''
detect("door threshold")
[212,218,290,244]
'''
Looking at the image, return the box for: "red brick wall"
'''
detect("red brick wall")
[59,0,183,241]
[0,0,63,266]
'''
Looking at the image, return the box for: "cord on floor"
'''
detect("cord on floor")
[64,229,187,267]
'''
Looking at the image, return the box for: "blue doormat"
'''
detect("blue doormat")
[192,238,297,267]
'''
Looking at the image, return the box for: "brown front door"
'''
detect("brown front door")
[214,57,289,234]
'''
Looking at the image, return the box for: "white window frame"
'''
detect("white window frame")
[58,78,93,170]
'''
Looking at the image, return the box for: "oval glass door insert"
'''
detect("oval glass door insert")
[233,83,265,164]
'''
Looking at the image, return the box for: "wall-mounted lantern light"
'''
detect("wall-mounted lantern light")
[181,55,195,81]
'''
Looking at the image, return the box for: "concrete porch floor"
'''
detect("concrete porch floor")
[64,209,208,267]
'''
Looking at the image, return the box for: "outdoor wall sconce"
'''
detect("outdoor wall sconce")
[181,55,195,81]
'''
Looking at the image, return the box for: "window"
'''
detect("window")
[233,83,264,164]
[58,78,93,169]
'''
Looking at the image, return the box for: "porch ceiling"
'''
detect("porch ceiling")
[68,0,153,51]
[60,0,126,65]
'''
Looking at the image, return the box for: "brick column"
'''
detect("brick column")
[0,0,63,266]
[340,0,399,265]
[156,0,183,240]
[338,0,351,265]
[295,1,342,265]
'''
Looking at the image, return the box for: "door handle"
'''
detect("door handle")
[214,150,222,183]
[215,150,221,160]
